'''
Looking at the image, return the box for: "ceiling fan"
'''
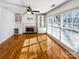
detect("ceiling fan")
[0,1,40,14]
[22,6,40,14]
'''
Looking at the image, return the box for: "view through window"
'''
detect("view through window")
[47,8,79,54]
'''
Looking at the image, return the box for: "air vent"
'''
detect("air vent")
[51,5,55,7]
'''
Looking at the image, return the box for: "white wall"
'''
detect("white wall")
[22,13,36,26]
[0,7,15,44]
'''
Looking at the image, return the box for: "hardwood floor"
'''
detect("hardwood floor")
[0,34,76,59]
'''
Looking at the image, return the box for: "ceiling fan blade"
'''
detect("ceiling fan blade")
[32,10,40,12]
[31,11,34,14]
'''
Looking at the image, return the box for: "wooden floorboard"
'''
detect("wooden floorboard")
[0,34,76,59]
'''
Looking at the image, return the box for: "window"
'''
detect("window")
[47,8,79,53]
[40,16,45,27]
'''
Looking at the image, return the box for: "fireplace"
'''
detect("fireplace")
[25,26,36,34]
[26,27,34,32]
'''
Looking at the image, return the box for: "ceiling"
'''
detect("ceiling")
[0,0,68,14]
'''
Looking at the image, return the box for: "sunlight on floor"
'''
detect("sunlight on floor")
[19,35,49,59]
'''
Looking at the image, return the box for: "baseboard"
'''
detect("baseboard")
[47,34,79,59]
[0,34,14,45]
